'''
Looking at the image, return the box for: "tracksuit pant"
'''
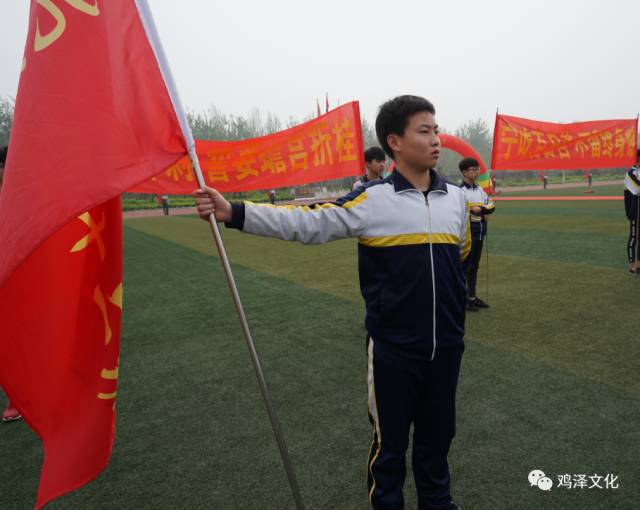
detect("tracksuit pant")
[366,338,464,510]
[463,239,483,299]
[628,218,640,263]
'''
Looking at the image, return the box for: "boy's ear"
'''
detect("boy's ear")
[387,134,401,154]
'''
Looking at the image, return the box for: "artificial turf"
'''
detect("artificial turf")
[499,183,623,197]
[1,194,639,509]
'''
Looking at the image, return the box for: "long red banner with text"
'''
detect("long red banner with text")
[491,114,638,170]
[131,102,364,194]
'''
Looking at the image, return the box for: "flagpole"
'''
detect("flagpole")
[134,3,305,508]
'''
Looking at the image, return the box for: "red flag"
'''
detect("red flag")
[0,1,186,507]
[0,1,186,286]
[1,198,123,507]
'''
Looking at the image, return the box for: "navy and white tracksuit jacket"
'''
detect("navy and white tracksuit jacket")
[624,166,639,221]
[624,166,640,263]
[226,168,471,360]
[459,181,495,241]
[226,168,471,509]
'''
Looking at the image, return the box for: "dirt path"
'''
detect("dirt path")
[123,179,624,219]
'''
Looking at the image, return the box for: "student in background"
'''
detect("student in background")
[459,157,495,311]
[352,146,386,190]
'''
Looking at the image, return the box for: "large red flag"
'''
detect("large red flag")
[0,1,186,507]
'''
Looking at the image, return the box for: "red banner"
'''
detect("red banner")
[129,102,365,194]
[491,114,638,170]
[0,1,186,507]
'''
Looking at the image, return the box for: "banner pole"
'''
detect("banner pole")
[134,3,305,509]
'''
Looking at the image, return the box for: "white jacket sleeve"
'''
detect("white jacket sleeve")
[481,188,496,213]
[459,197,471,262]
[231,189,369,244]
[625,167,640,195]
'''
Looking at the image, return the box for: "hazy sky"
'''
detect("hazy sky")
[1,1,638,133]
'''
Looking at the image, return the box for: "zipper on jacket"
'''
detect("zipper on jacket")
[425,194,437,361]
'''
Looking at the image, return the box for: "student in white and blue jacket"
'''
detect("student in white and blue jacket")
[624,148,640,276]
[194,95,470,510]
[459,158,495,311]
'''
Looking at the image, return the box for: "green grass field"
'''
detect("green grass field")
[498,182,623,197]
[2,192,639,509]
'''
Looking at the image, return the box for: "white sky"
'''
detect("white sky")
[1,1,639,132]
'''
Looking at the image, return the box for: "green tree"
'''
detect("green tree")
[434,118,495,183]
[0,97,14,147]
[454,118,493,166]
[187,107,230,140]
[361,117,378,150]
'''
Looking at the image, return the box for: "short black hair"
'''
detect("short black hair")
[0,146,7,167]
[364,146,386,163]
[459,157,480,172]
[375,95,436,159]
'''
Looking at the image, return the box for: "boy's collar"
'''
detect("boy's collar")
[390,168,447,193]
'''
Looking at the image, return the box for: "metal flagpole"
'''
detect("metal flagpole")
[134,2,305,508]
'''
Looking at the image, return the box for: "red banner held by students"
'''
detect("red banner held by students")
[130,102,365,194]
[0,1,186,507]
[491,114,638,170]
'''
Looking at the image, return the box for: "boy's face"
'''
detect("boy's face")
[365,158,385,176]
[463,166,480,183]
[388,112,440,171]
